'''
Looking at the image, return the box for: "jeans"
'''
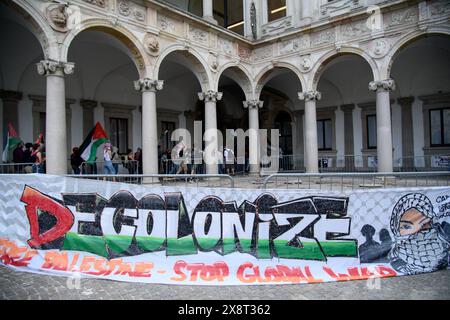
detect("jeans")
[32,163,44,174]
[103,160,116,174]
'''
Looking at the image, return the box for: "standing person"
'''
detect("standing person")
[216,149,224,174]
[224,147,235,176]
[23,143,34,173]
[134,147,143,174]
[170,137,186,174]
[70,147,83,174]
[13,141,24,173]
[111,146,120,174]
[31,143,44,173]
[103,142,116,176]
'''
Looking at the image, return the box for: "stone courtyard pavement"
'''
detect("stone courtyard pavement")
[0,265,449,300]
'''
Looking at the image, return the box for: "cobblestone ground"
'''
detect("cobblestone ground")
[1,265,449,300]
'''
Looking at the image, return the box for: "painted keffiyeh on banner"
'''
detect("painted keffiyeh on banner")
[0,175,449,285]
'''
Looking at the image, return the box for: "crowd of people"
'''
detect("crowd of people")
[10,141,45,173]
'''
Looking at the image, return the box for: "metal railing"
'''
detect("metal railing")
[78,160,139,175]
[66,174,235,188]
[262,172,450,191]
[0,162,36,174]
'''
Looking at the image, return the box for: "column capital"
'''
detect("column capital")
[243,100,264,109]
[198,90,223,102]
[80,99,98,109]
[397,97,415,107]
[341,104,355,113]
[298,91,322,101]
[134,78,164,92]
[37,60,75,76]
[368,79,396,92]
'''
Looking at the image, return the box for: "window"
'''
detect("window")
[367,115,377,149]
[317,119,333,151]
[430,108,450,147]
[268,0,286,22]
[161,121,176,151]
[109,118,128,154]
[213,0,244,35]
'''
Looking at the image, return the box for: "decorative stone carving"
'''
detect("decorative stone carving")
[238,45,251,60]
[208,52,219,72]
[311,29,335,47]
[252,46,273,62]
[158,15,175,33]
[389,8,418,26]
[46,4,69,32]
[429,0,450,17]
[341,20,370,40]
[218,38,234,55]
[261,16,292,36]
[36,60,75,76]
[134,79,164,92]
[370,38,390,58]
[118,1,146,22]
[198,91,223,103]
[243,100,264,109]
[189,26,208,45]
[321,0,361,17]
[368,79,396,92]
[143,34,160,56]
[82,0,107,8]
[299,55,312,72]
[298,91,322,101]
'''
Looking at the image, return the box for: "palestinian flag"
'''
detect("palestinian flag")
[35,133,44,146]
[79,122,108,164]
[2,123,21,163]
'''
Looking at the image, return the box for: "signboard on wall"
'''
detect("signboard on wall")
[0,175,449,285]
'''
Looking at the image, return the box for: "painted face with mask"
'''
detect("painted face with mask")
[389,193,449,275]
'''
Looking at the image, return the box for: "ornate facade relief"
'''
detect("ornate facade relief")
[118,1,146,22]
[429,0,450,17]
[279,35,310,55]
[298,91,322,101]
[198,91,223,102]
[388,7,418,27]
[341,20,370,40]
[157,14,177,34]
[311,29,336,47]
[143,34,160,56]
[369,38,390,59]
[243,100,263,109]
[208,52,219,72]
[82,0,107,8]
[252,46,273,62]
[46,4,69,32]
[238,45,252,61]
[299,55,312,73]
[321,0,362,17]
[261,16,293,37]
[218,38,234,56]
[189,25,209,45]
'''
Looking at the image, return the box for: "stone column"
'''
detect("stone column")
[202,0,217,24]
[369,79,395,172]
[80,99,97,138]
[199,90,222,175]
[37,60,74,174]
[134,78,163,175]
[299,91,321,173]
[341,104,355,169]
[243,100,263,174]
[398,97,415,169]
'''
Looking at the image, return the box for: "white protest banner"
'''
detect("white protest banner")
[0,175,449,285]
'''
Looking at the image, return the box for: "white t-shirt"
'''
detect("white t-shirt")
[104,150,111,162]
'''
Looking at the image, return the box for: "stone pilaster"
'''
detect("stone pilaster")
[398,97,415,168]
[243,100,264,174]
[80,99,97,138]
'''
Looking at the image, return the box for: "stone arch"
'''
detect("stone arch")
[61,18,150,78]
[310,48,379,90]
[254,62,305,99]
[384,27,450,79]
[215,63,253,100]
[4,0,54,58]
[155,44,212,92]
